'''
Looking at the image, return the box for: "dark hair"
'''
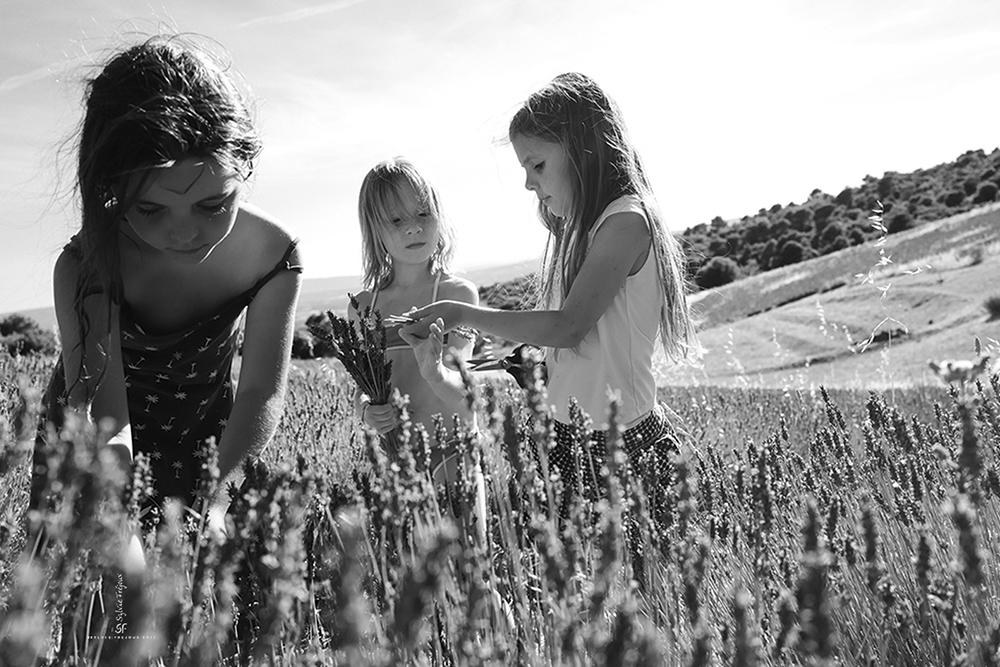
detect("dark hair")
[509,72,696,360]
[70,35,260,395]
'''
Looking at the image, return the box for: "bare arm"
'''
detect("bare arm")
[216,252,302,479]
[53,250,143,569]
[404,212,650,348]
[53,250,132,469]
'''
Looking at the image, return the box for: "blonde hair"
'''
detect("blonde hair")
[357,157,456,290]
[509,73,697,362]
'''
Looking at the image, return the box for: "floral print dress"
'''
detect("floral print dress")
[32,240,301,520]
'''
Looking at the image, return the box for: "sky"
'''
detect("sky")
[2,0,999,315]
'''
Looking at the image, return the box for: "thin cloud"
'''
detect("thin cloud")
[0,55,88,95]
[237,0,372,29]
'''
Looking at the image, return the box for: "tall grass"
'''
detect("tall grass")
[1,350,999,665]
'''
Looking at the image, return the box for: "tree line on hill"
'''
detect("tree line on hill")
[684,147,1000,289]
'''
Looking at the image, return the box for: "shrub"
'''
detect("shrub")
[291,330,315,359]
[986,295,1000,320]
[813,203,836,224]
[695,256,740,289]
[834,187,854,208]
[773,239,811,268]
[877,175,895,199]
[0,314,56,356]
[304,312,338,357]
[786,208,813,231]
[818,222,849,253]
[887,211,913,234]
[944,190,965,207]
[973,182,998,204]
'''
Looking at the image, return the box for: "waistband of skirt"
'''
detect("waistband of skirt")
[552,404,670,449]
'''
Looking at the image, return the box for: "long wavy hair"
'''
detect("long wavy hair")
[508,72,697,361]
[357,157,456,291]
[69,35,260,397]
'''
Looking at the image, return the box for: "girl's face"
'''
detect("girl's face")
[511,134,573,219]
[122,156,242,265]
[379,182,440,266]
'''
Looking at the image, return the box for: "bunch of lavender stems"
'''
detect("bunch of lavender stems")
[308,293,392,409]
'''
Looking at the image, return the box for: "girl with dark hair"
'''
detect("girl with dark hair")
[31,36,303,553]
[404,72,699,508]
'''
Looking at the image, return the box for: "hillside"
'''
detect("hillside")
[661,204,1000,388]
[681,147,1000,286]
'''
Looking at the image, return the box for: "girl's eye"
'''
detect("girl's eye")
[534,162,545,172]
[199,201,229,215]
[418,211,429,218]
[135,207,161,218]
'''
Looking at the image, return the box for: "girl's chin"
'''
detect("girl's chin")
[166,245,214,264]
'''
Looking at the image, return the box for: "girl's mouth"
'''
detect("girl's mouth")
[171,244,208,255]
[406,242,425,249]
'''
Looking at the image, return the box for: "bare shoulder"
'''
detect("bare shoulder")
[596,211,650,239]
[437,274,479,305]
[53,246,83,286]
[352,289,375,312]
[233,203,303,270]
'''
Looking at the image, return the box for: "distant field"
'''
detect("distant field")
[665,204,1000,389]
[690,202,1000,330]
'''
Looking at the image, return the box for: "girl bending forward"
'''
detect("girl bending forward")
[30,36,303,547]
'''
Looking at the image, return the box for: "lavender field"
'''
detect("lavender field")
[1,350,999,666]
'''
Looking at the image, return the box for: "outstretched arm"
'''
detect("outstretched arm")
[217,252,302,479]
[398,278,479,418]
[403,212,650,349]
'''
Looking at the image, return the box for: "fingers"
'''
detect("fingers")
[429,318,445,344]
[404,303,431,319]
[397,327,419,346]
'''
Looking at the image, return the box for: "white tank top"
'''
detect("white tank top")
[546,195,661,430]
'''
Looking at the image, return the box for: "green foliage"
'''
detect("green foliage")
[887,210,913,234]
[944,190,965,207]
[974,182,998,204]
[0,314,56,357]
[291,329,315,359]
[695,256,740,289]
[985,295,1000,321]
[677,147,1000,286]
[773,238,812,268]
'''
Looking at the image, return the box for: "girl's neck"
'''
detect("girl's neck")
[389,261,435,289]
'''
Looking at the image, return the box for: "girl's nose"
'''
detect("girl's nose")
[169,216,199,244]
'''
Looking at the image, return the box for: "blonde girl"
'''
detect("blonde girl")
[353,157,479,484]
[404,72,698,502]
